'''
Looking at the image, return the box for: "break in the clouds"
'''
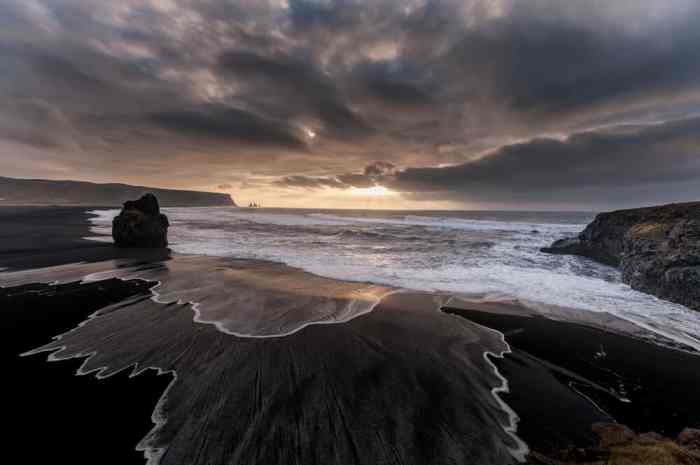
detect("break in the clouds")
[277,117,700,208]
[2,0,700,208]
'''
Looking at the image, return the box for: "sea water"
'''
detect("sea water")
[87,207,700,350]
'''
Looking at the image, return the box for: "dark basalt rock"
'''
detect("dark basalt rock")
[541,238,587,256]
[112,193,169,248]
[678,428,700,453]
[542,202,700,311]
[525,422,700,464]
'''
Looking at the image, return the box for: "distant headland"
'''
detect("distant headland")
[0,176,236,207]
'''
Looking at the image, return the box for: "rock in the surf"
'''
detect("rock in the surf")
[112,193,169,248]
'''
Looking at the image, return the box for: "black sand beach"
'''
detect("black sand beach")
[19,283,525,465]
[0,206,118,269]
[444,305,700,454]
[2,207,522,465]
[0,206,172,464]
[2,206,700,464]
[1,279,172,465]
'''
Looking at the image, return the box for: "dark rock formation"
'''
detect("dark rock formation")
[542,202,700,311]
[112,194,169,248]
[541,238,590,258]
[679,428,700,453]
[525,422,700,465]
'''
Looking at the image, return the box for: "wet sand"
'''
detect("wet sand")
[1,205,523,464]
[1,279,172,465]
[444,304,700,454]
[3,206,700,464]
[21,285,524,465]
[0,206,119,270]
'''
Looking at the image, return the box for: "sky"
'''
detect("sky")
[2,0,700,210]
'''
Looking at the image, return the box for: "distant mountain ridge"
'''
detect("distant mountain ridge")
[0,176,236,207]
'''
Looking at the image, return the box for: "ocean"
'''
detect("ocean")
[88,207,700,350]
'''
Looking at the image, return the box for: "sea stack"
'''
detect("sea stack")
[112,193,169,248]
[542,202,700,311]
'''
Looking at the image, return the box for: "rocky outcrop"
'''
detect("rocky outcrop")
[112,194,169,248]
[525,422,700,465]
[542,202,700,311]
[540,238,593,260]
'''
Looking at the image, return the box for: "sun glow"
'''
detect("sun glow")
[348,185,396,197]
[302,127,316,139]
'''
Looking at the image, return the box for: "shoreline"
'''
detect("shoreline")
[479,325,530,461]
[21,297,180,465]
[21,285,524,465]
[84,205,700,353]
[1,239,525,463]
[443,304,700,454]
[3,206,700,464]
[0,279,172,465]
[22,283,528,464]
[0,206,119,270]
[9,251,700,462]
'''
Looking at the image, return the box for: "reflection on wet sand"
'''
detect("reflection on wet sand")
[6,254,526,465]
[8,251,700,465]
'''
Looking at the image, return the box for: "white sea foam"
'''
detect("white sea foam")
[309,212,585,232]
[85,207,700,351]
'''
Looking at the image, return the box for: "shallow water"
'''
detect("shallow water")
[7,206,700,464]
[20,268,526,465]
[87,207,700,350]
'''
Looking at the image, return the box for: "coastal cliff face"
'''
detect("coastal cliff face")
[543,202,700,311]
[0,176,236,207]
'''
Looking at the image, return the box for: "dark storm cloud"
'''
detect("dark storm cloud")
[445,10,700,113]
[150,105,306,149]
[365,78,431,106]
[216,49,371,138]
[25,49,111,93]
[384,116,700,205]
[276,160,396,190]
[349,60,434,107]
[290,116,700,208]
[2,0,700,206]
[0,99,74,149]
[363,161,396,177]
[281,116,700,206]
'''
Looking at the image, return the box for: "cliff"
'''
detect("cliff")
[542,202,700,311]
[0,176,236,207]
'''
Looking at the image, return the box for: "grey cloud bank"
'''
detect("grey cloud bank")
[1,0,700,207]
[278,117,700,208]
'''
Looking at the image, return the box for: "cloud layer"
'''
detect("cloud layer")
[2,0,700,207]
